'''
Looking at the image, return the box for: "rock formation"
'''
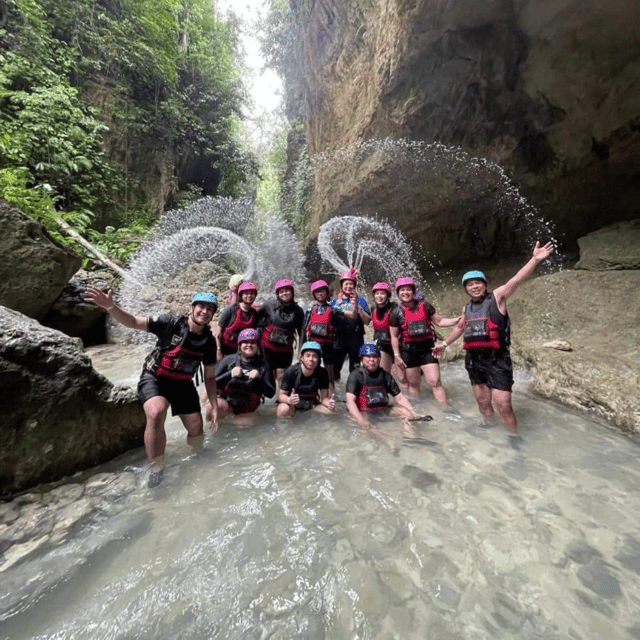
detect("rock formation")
[287,0,640,263]
[0,306,145,496]
[0,200,81,320]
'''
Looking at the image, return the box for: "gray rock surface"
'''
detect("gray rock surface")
[0,200,81,320]
[0,306,145,496]
[574,219,640,271]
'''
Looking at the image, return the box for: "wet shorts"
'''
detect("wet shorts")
[464,348,514,392]
[137,370,201,416]
[400,341,438,368]
[378,342,394,356]
[263,348,294,371]
[318,343,336,369]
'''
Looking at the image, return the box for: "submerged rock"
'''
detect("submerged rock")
[574,220,640,271]
[0,306,145,496]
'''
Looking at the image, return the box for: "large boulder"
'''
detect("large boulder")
[0,200,81,320]
[287,0,640,263]
[574,219,640,271]
[0,306,145,496]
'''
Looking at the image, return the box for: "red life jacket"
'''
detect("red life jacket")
[221,305,258,350]
[306,304,334,344]
[372,305,392,344]
[219,384,262,414]
[148,318,212,381]
[462,294,505,350]
[357,370,390,412]
[400,301,435,344]
[260,324,294,352]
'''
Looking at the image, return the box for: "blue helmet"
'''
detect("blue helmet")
[461,271,487,286]
[359,343,381,358]
[300,341,323,355]
[192,292,218,311]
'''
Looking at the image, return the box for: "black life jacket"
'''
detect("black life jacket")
[356,369,389,412]
[287,364,321,411]
[462,292,510,350]
[219,355,263,414]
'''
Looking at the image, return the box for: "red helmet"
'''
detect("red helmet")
[310,280,329,293]
[339,267,358,284]
[275,279,294,293]
[395,276,416,293]
[238,281,257,295]
[372,282,391,293]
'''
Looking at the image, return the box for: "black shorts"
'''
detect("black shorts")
[318,342,336,369]
[465,349,514,392]
[400,341,438,368]
[263,348,294,371]
[378,342,394,356]
[137,370,201,416]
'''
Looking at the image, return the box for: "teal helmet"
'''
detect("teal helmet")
[300,341,322,355]
[359,343,381,357]
[461,271,487,286]
[192,292,218,312]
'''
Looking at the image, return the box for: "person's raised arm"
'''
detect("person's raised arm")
[493,241,554,305]
[84,286,147,331]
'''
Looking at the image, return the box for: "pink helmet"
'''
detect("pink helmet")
[238,281,257,294]
[395,276,416,292]
[310,280,329,293]
[275,278,294,293]
[372,282,391,293]
[340,267,358,284]
[238,328,259,343]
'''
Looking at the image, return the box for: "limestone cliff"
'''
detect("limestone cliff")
[288,0,640,264]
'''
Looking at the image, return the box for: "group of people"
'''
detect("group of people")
[84,241,553,487]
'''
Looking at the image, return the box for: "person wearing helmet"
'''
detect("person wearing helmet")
[330,267,371,379]
[225,274,244,306]
[84,287,220,488]
[369,282,400,374]
[389,276,460,402]
[216,281,259,359]
[211,328,276,425]
[302,279,338,391]
[257,279,305,384]
[277,342,336,417]
[345,344,421,442]
[432,241,554,445]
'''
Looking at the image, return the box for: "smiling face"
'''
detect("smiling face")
[341,279,356,296]
[397,285,415,304]
[361,354,381,372]
[240,290,257,306]
[239,340,258,358]
[277,287,294,304]
[300,350,320,371]
[464,278,487,301]
[191,303,215,326]
[313,287,329,303]
[374,290,390,305]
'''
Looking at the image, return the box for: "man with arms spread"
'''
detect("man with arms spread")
[277,341,336,417]
[84,288,219,487]
[433,241,554,447]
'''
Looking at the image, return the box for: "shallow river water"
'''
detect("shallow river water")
[2,346,640,640]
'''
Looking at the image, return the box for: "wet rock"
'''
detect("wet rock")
[401,465,441,491]
[345,565,389,617]
[576,559,623,599]
[542,340,573,351]
[613,535,640,576]
[0,201,81,320]
[492,592,525,630]
[629,624,640,640]
[574,589,614,618]
[575,220,640,271]
[564,539,603,564]
[0,306,145,496]
[0,535,50,572]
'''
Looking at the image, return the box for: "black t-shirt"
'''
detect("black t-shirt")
[148,313,216,365]
[345,367,401,397]
[217,303,256,330]
[215,353,276,398]
[280,363,329,396]
[258,299,305,333]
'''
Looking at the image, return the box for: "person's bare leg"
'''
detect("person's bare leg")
[380,351,393,373]
[143,396,170,470]
[405,367,422,397]
[422,363,446,404]
[491,389,517,433]
[180,412,205,451]
[277,402,295,418]
[472,383,494,419]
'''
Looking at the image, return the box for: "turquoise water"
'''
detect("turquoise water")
[1,346,639,640]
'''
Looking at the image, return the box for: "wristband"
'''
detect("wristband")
[442,341,448,347]
[394,353,401,357]
[106,305,115,311]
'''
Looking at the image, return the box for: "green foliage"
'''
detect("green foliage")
[281,141,312,237]
[256,124,289,213]
[84,223,150,270]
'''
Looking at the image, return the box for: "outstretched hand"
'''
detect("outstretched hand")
[532,241,554,262]
[84,286,113,309]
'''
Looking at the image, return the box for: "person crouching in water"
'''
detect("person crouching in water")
[277,341,336,417]
[84,288,219,488]
[433,241,554,446]
[390,277,460,402]
[303,280,338,392]
[210,328,276,425]
[216,281,259,360]
[257,279,305,386]
[345,344,423,447]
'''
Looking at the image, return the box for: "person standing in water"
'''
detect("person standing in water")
[390,277,460,402]
[277,341,336,417]
[257,279,305,385]
[331,268,371,379]
[216,281,259,360]
[84,288,219,488]
[433,241,554,446]
[303,280,338,391]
